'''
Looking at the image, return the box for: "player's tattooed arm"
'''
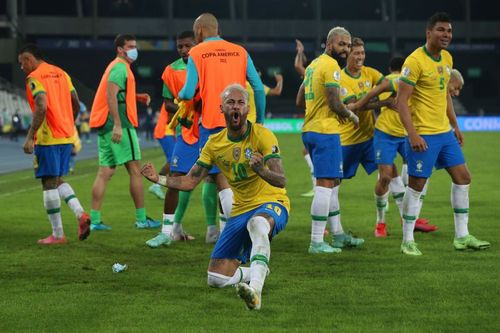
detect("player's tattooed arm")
[141,162,208,191]
[23,93,47,154]
[348,78,392,111]
[325,86,359,125]
[250,153,287,188]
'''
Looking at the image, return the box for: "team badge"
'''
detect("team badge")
[402,67,410,77]
[271,145,280,154]
[416,160,424,173]
[358,82,364,89]
[376,150,381,160]
[437,66,443,74]
[244,148,253,159]
[233,147,241,161]
[340,87,348,96]
[339,162,343,173]
[333,71,341,81]
[172,156,179,167]
[365,80,371,87]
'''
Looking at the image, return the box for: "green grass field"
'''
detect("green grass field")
[0,132,498,332]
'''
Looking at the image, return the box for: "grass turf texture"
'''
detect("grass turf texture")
[0,132,498,332]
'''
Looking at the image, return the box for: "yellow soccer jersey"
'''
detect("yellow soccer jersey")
[28,74,76,145]
[246,81,270,123]
[400,46,453,135]
[375,73,406,137]
[197,122,290,217]
[339,66,383,145]
[302,53,343,134]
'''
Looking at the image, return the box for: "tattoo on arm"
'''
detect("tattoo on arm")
[326,86,352,118]
[259,158,287,188]
[28,94,47,138]
[167,164,208,191]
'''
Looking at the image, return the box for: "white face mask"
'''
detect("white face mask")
[125,48,138,61]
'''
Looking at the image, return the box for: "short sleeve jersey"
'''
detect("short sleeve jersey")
[100,62,134,133]
[27,72,75,145]
[375,73,406,137]
[339,66,383,145]
[246,81,270,123]
[302,53,343,134]
[197,122,290,217]
[400,46,453,135]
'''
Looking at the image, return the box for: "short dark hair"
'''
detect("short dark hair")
[389,56,405,72]
[177,30,195,40]
[18,43,43,59]
[427,12,451,30]
[114,34,136,49]
[351,37,364,48]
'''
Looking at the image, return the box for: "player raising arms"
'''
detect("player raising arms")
[142,84,289,311]
[397,12,490,255]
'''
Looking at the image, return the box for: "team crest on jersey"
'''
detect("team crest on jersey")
[416,160,424,173]
[402,67,410,77]
[437,66,443,74]
[334,71,341,81]
[244,148,253,159]
[358,82,364,89]
[446,66,451,75]
[172,156,179,167]
[339,162,343,173]
[272,145,280,154]
[365,80,371,87]
[376,150,381,160]
[340,87,348,97]
[233,147,241,161]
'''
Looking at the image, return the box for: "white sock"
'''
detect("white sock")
[219,213,227,233]
[415,179,430,220]
[44,189,64,238]
[173,222,183,234]
[207,267,251,288]
[311,186,332,243]
[327,186,344,235]
[247,216,271,294]
[401,164,409,187]
[207,224,218,234]
[57,182,84,219]
[451,183,470,238]
[218,188,233,219]
[402,187,422,242]
[390,176,406,217]
[162,213,174,236]
[375,191,390,224]
[304,153,315,188]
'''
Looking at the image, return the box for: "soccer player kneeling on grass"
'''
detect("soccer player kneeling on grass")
[141,83,289,310]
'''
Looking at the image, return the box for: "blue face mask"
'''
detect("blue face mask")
[125,48,138,61]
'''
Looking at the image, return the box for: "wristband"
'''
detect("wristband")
[158,175,167,186]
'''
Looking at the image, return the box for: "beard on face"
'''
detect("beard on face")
[331,50,347,68]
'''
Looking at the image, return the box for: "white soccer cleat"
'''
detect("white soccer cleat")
[236,283,261,310]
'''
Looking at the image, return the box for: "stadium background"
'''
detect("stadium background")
[0,1,499,331]
[1,0,500,131]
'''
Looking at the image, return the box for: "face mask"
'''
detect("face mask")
[125,48,138,61]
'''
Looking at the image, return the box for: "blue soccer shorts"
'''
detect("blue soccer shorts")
[373,129,407,165]
[34,144,72,178]
[301,132,343,179]
[406,130,465,178]
[342,138,377,179]
[211,202,288,264]
[170,135,199,174]
[157,135,176,163]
